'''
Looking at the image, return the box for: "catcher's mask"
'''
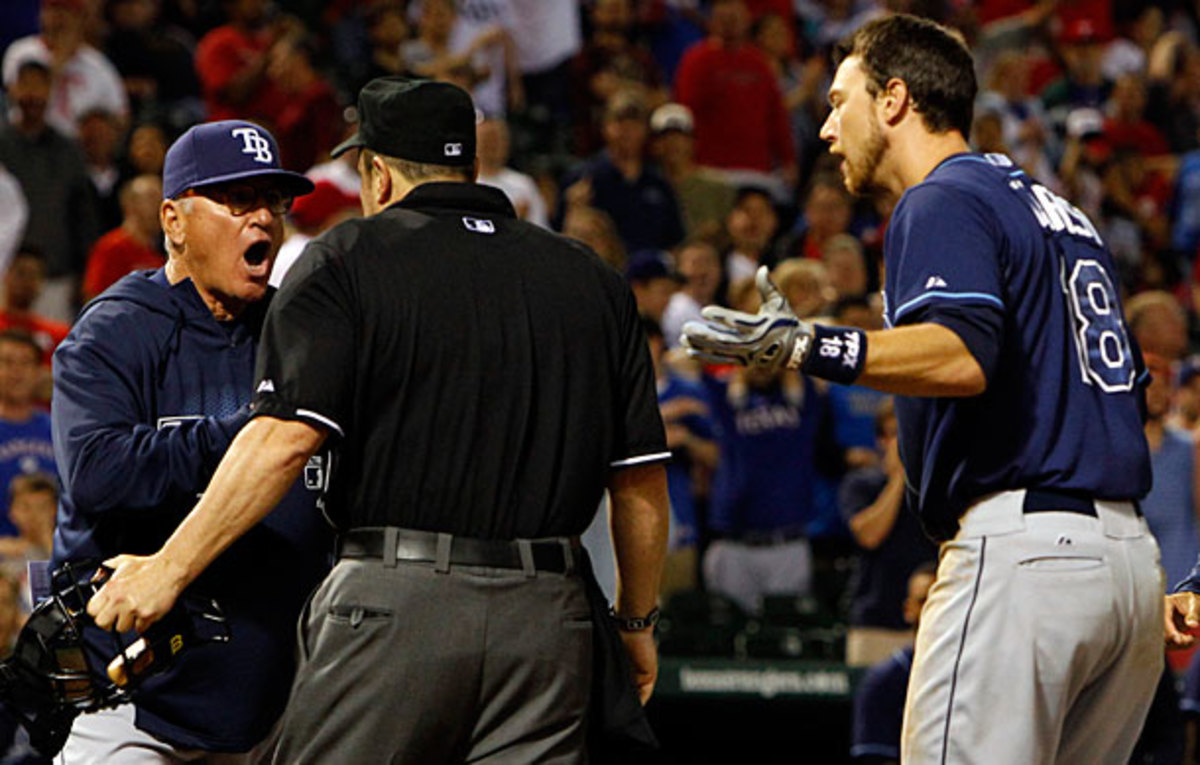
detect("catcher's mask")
[0,561,229,757]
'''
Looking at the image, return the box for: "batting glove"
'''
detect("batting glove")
[681,266,813,373]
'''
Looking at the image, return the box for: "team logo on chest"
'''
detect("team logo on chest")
[231,127,273,164]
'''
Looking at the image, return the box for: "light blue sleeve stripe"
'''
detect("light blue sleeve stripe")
[1137,369,1151,384]
[850,743,901,758]
[893,291,1004,322]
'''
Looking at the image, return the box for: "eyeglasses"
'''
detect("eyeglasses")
[181,184,294,216]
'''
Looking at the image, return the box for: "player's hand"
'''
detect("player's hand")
[1164,592,1200,649]
[681,266,813,372]
[618,629,658,705]
[87,553,189,635]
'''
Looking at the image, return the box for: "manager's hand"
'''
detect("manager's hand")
[681,266,813,373]
[1165,592,1200,649]
[87,553,189,634]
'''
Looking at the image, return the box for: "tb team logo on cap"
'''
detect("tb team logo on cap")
[232,127,274,164]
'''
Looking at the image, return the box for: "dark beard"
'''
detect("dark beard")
[843,113,887,197]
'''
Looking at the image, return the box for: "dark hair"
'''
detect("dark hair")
[13,243,45,263]
[833,13,976,138]
[8,472,58,502]
[14,60,50,81]
[0,329,43,362]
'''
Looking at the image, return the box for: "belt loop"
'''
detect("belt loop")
[383,528,399,569]
[517,540,536,578]
[435,533,453,573]
[560,538,575,575]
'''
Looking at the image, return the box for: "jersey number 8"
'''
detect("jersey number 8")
[1062,257,1135,393]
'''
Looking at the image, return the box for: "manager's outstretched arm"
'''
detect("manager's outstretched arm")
[87,417,328,634]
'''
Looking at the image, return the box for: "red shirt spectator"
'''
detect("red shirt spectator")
[194,1,285,124]
[674,0,794,175]
[83,228,162,301]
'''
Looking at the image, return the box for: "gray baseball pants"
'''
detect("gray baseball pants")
[903,490,1163,764]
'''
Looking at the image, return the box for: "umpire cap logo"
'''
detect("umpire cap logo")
[232,127,274,164]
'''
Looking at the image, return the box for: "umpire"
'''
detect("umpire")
[88,77,672,763]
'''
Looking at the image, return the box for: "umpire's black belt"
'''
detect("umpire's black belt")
[336,527,580,575]
[1022,488,1141,518]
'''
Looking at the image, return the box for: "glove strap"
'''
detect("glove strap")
[799,324,867,384]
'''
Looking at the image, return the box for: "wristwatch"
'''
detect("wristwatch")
[608,606,660,632]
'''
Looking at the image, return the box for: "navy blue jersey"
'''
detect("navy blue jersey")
[883,153,1151,541]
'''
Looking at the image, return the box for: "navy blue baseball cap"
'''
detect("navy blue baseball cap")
[162,120,315,200]
[331,77,476,166]
[626,250,684,284]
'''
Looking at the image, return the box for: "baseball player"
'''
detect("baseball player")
[683,14,1161,763]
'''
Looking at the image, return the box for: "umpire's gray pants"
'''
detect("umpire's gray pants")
[271,556,593,764]
[903,490,1163,764]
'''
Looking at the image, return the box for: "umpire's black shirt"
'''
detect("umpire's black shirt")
[251,182,669,538]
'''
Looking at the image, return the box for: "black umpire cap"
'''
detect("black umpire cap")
[331,77,477,166]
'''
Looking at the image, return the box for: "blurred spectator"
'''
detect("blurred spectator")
[352,2,413,94]
[1100,147,1171,266]
[626,250,683,323]
[771,258,831,320]
[122,120,168,182]
[1058,107,1110,222]
[823,234,870,300]
[840,403,937,667]
[570,0,666,156]
[797,0,881,50]
[644,317,717,598]
[477,117,548,227]
[507,0,581,123]
[0,247,69,368]
[1145,33,1200,154]
[724,185,781,283]
[1175,358,1200,433]
[701,362,826,614]
[0,166,28,280]
[825,296,888,468]
[306,130,362,196]
[82,175,164,302]
[403,0,519,118]
[1126,290,1188,362]
[0,571,20,654]
[674,0,796,188]
[975,50,1056,186]
[0,330,55,539]
[753,11,827,176]
[1104,74,1168,158]
[104,0,203,128]
[786,173,854,261]
[1141,353,1200,595]
[77,108,123,231]
[558,89,685,253]
[267,35,342,171]
[0,472,56,563]
[193,0,287,124]
[0,60,100,323]
[1,0,128,139]
[443,0,523,117]
[649,102,735,241]
[849,562,937,763]
[1102,6,1161,82]
[561,204,626,271]
[662,238,722,349]
[1042,18,1112,127]
[270,180,359,288]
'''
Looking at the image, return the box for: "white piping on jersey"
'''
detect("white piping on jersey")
[893,290,1004,323]
[295,408,344,437]
[610,451,672,468]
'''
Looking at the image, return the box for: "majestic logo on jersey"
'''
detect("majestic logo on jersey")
[444,142,463,157]
[231,128,273,164]
[257,379,276,393]
[462,217,495,234]
[925,275,948,289]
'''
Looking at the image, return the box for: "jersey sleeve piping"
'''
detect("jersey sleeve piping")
[610,451,672,468]
[295,408,345,437]
[892,291,1004,324]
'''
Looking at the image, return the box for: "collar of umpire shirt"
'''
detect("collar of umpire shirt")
[389,181,517,218]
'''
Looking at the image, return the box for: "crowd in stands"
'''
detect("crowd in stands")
[8,0,1200,758]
